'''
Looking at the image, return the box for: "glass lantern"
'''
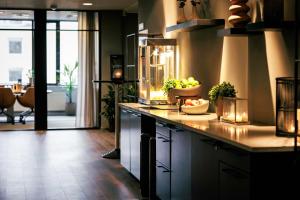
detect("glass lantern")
[222,97,249,124]
[138,37,177,104]
[276,77,300,137]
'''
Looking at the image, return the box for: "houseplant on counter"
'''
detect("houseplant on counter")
[208,81,236,120]
[62,61,79,116]
[162,77,201,104]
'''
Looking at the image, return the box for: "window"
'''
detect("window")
[0,12,33,85]
[46,14,78,85]
[9,69,22,82]
[9,39,22,54]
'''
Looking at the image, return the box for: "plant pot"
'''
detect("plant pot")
[215,97,223,120]
[108,119,115,132]
[65,102,76,116]
[167,89,177,105]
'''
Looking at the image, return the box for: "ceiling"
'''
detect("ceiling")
[0,0,138,12]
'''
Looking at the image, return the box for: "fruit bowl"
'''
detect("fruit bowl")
[181,99,209,114]
[168,85,202,104]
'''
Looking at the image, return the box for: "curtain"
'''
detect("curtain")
[76,12,99,128]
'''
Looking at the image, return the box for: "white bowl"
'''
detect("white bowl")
[181,99,209,114]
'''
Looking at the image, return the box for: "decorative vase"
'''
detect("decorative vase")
[228,0,251,28]
[215,97,223,120]
[177,0,187,24]
[190,0,201,20]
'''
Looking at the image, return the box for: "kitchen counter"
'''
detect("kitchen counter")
[119,103,296,152]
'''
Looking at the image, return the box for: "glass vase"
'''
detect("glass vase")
[177,7,187,24]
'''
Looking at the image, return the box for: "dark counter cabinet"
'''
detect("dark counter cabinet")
[155,121,191,200]
[119,107,298,200]
[120,108,141,180]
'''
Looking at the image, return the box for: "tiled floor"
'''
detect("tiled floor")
[0,129,141,200]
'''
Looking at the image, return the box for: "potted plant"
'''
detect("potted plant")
[26,69,34,87]
[62,61,79,116]
[208,81,237,120]
[162,77,201,104]
[101,84,116,132]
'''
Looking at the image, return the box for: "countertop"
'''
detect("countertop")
[119,103,296,152]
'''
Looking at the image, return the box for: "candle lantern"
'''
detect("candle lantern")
[276,77,300,137]
[222,97,249,124]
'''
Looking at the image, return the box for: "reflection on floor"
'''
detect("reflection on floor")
[0,116,76,130]
[0,129,141,200]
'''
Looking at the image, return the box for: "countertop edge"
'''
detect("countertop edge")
[119,103,295,153]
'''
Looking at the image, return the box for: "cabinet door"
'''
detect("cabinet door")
[191,133,218,200]
[156,132,171,168]
[130,112,141,180]
[120,109,131,171]
[171,128,191,200]
[156,161,171,200]
[219,162,250,200]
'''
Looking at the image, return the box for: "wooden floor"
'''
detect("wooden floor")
[0,129,141,200]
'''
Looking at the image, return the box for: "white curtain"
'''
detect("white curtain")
[76,12,99,128]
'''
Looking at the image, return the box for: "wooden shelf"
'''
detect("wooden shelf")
[247,21,296,32]
[166,19,225,33]
[218,21,297,37]
[217,28,249,37]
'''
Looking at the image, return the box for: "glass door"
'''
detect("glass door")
[46,11,99,129]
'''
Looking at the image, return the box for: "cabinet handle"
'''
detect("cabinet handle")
[214,145,219,151]
[157,165,170,173]
[132,113,141,117]
[222,168,248,180]
[157,136,171,143]
[156,122,167,127]
[170,127,184,132]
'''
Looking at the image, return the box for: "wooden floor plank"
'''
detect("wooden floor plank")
[0,129,141,200]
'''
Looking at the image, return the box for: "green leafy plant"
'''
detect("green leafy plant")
[162,77,200,94]
[63,62,79,103]
[208,82,237,104]
[162,79,180,94]
[101,84,116,131]
[26,69,34,79]
[123,84,137,103]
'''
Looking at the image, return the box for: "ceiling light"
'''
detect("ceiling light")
[82,2,93,6]
[0,11,4,14]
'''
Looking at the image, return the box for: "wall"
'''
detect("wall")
[138,0,297,125]
[100,11,138,129]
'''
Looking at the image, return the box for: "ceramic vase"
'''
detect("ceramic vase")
[190,0,201,20]
[228,0,251,28]
[177,0,187,24]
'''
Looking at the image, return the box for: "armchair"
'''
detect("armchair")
[0,88,16,124]
[17,87,34,124]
